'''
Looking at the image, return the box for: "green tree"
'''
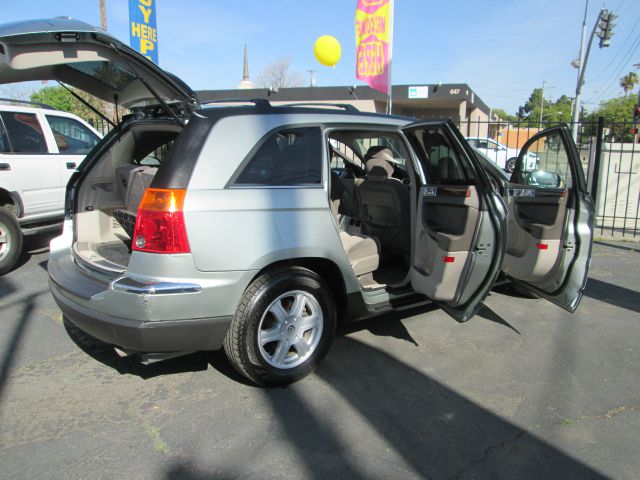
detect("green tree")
[492,108,518,123]
[516,88,572,124]
[619,72,638,93]
[583,94,637,141]
[30,85,110,124]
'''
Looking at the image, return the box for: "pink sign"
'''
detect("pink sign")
[355,0,393,94]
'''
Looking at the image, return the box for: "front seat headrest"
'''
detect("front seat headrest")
[366,156,394,181]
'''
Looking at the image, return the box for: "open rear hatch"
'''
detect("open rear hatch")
[0,17,197,110]
[0,17,199,273]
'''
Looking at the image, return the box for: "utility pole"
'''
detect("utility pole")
[539,80,546,129]
[306,69,316,87]
[99,0,107,31]
[571,3,617,142]
[570,0,590,142]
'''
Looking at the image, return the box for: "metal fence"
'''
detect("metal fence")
[88,118,113,136]
[465,117,639,239]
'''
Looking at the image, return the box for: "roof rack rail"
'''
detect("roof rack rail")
[0,97,57,110]
[277,102,359,112]
[200,98,271,108]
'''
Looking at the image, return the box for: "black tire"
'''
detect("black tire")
[0,207,23,276]
[223,266,336,386]
[506,157,516,173]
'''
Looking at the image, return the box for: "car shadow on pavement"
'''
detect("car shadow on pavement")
[337,304,436,346]
[11,230,60,272]
[63,318,212,379]
[0,294,36,406]
[583,278,640,314]
[476,304,521,334]
[162,336,609,479]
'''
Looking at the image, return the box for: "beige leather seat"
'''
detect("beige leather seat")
[330,171,380,276]
[358,149,411,255]
[113,164,158,237]
[338,231,380,276]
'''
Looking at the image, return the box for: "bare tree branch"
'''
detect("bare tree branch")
[256,57,304,89]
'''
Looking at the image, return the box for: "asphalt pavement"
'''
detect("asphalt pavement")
[0,232,639,479]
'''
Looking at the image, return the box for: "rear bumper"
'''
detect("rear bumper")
[50,278,232,352]
[46,228,254,353]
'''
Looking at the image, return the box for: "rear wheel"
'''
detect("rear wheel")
[0,207,22,275]
[224,266,336,386]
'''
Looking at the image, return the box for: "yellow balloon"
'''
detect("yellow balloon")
[314,35,342,67]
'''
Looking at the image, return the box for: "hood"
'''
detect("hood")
[0,17,198,110]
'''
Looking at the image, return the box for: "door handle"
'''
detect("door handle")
[0,163,10,171]
[66,162,77,169]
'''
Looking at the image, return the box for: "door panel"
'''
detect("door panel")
[505,125,594,311]
[403,121,507,321]
[413,185,480,302]
[503,189,568,282]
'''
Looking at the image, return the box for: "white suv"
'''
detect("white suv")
[466,137,537,172]
[0,100,101,274]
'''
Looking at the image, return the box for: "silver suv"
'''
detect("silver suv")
[0,19,594,386]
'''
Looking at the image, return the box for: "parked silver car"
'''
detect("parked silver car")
[0,18,595,386]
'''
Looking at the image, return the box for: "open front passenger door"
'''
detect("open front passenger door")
[403,121,507,322]
[503,125,594,311]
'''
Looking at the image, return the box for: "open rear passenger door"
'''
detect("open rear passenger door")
[503,125,594,311]
[403,121,507,322]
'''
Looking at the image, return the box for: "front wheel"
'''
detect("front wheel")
[224,267,336,386]
[0,207,23,276]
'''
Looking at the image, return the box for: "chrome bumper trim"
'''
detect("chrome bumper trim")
[111,277,202,295]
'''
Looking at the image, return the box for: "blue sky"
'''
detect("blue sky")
[2,0,639,114]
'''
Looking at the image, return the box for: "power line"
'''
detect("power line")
[473,92,529,100]
[591,14,640,81]
[585,31,640,103]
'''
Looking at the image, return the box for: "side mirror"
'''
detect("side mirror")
[523,170,562,187]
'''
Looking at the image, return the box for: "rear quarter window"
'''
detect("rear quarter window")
[234,127,322,186]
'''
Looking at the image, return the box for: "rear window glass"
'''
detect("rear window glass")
[234,127,322,186]
[68,61,136,90]
[0,112,47,153]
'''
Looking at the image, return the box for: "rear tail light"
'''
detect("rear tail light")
[132,188,190,254]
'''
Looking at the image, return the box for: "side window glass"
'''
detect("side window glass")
[515,131,572,189]
[407,126,474,185]
[235,128,322,186]
[45,115,100,155]
[0,112,47,154]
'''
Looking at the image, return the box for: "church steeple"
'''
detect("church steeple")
[237,43,254,89]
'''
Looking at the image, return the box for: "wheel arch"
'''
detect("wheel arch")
[251,257,348,319]
[0,188,22,217]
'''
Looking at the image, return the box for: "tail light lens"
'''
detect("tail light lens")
[132,188,190,254]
